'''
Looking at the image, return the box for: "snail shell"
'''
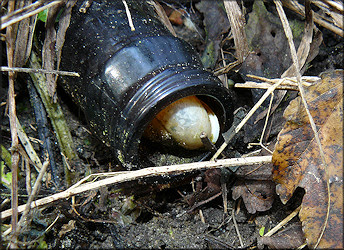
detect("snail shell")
[144,96,220,150]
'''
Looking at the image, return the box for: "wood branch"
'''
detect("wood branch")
[0,156,272,220]
[0,66,80,77]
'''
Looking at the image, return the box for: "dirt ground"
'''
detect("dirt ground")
[0,0,342,249]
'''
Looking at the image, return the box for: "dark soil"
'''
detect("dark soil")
[0,0,342,249]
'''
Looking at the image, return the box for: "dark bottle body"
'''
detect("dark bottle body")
[61,0,233,168]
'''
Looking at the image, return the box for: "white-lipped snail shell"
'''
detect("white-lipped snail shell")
[144,96,220,150]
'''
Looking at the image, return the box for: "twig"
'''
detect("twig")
[211,78,286,160]
[274,1,330,248]
[122,0,135,31]
[1,0,63,30]
[0,66,80,77]
[235,82,299,91]
[248,92,274,154]
[16,160,50,234]
[5,1,19,247]
[0,155,272,220]
[199,210,205,224]
[247,74,318,85]
[232,207,244,247]
[222,182,228,214]
[25,159,32,196]
[264,205,301,237]
[188,191,222,212]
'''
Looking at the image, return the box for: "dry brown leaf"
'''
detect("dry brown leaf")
[272,69,343,248]
[232,145,276,214]
[232,179,275,214]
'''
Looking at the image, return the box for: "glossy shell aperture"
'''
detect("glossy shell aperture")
[144,96,220,150]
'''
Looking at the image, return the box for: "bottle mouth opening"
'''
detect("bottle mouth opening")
[114,66,233,168]
[136,94,226,167]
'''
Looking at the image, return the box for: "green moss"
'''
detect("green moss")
[289,19,304,39]
[201,42,216,69]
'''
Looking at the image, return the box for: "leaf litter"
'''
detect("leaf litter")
[1,1,343,247]
[272,69,343,248]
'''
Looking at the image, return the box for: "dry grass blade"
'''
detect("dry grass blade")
[16,117,42,172]
[313,1,343,29]
[0,66,80,76]
[274,1,330,248]
[264,205,301,237]
[282,0,317,77]
[0,0,63,30]
[234,75,320,91]
[42,1,64,100]
[255,0,322,125]
[122,0,135,31]
[5,1,20,247]
[0,155,272,220]
[283,0,343,37]
[41,0,76,100]
[223,0,249,63]
[55,0,78,79]
[148,0,177,36]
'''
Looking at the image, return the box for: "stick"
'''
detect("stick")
[122,0,135,31]
[0,155,272,220]
[1,1,63,30]
[0,66,80,77]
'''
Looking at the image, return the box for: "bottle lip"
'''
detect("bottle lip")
[114,65,233,167]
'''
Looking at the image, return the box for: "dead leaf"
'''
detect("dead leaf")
[196,1,230,69]
[240,1,303,143]
[168,9,185,26]
[232,145,276,214]
[58,220,76,237]
[232,179,275,214]
[272,70,343,248]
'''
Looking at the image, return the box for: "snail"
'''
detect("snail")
[60,0,233,168]
[144,96,220,150]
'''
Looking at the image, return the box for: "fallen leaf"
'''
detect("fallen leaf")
[232,179,275,214]
[168,9,185,26]
[272,70,343,248]
[232,145,276,214]
[58,220,76,238]
[240,1,304,143]
[196,1,229,69]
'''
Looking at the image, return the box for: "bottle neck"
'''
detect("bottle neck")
[115,65,232,167]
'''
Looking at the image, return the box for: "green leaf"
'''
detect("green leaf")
[37,9,48,23]
[1,161,12,189]
[37,235,48,249]
[259,226,265,236]
[37,8,64,23]
[1,145,11,167]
